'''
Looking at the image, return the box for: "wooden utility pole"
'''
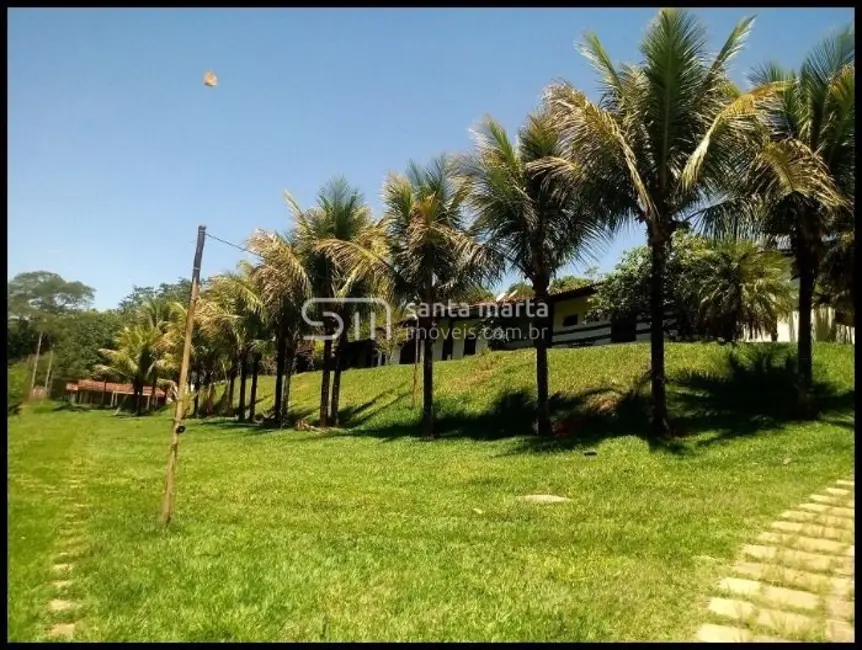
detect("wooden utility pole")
[161,225,207,527]
[28,330,44,400]
[43,349,54,396]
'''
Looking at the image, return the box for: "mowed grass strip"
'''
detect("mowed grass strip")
[6,343,854,641]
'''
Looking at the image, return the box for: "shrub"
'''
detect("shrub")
[7,362,30,416]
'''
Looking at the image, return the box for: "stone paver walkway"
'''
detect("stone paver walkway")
[697,476,854,642]
[46,463,88,640]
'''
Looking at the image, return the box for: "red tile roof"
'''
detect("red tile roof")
[66,379,166,397]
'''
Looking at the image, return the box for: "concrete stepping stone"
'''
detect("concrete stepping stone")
[835,480,854,488]
[770,520,852,543]
[47,623,75,639]
[810,494,848,507]
[718,577,820,611]
[742,545,840,573]
[708,597,818,636]
[756,531,849,555]
[845,545,854,557]
[52,580,73,590]
[799,503,854,519]
[518,494,571,503]
[834,557,853,577]
[48,599,77,613]
[826,487,851,497]
[731,561,853,598]
[780,510,854,530]
[825,597,854,621]
[51,563,73,574]
[826,619,854,642]
[695,623,787,642]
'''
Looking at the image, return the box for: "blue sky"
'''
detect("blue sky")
[8,8,854,309]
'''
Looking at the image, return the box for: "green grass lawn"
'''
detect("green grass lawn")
[7,343,855,641]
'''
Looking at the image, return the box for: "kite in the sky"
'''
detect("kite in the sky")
[203,71,217,88]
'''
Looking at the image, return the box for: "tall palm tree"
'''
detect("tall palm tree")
[461,112,609,436]
[246,230,311,425]
[291,177,374,427]
[542,9,789,437]
[745,26,854,395]
[318,156,491,437]
[138,297,176,411]
[199,264,268,421]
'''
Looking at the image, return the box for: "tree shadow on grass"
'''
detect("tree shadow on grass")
[668,345,854,449]
[516,345,854,455]
[333,345,853,456]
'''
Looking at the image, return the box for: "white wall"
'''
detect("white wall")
[744,307,855,345]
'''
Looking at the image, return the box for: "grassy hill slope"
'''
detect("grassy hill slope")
[237,342,854,448]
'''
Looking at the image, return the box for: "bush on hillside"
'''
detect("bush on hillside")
[7,362,30,415]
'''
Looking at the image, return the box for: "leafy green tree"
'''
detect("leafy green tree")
[49,310,124,384]
[590,234,795,343]
[503,281,534,300]
[550,275,594,294]
[117,279,191,318]
[461,285,497,304]
[7,271,96,394]
[7,271,95,319]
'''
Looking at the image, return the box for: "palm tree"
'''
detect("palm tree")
[318,156,491,438]
[246,230,311,425]
[682,239,795,342]
[138,297,176,411]
[291,177,374,427]
[818,208,854,318]
[745,26,854,395]
[198,265,268,422]
[96,325,167,416]
[542,9,788,437]
[462,112,609,436]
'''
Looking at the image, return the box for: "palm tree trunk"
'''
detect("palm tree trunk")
[150,372,158,412]
[329,331,348,426]
[412,329,419,409]
[273,316,287,422]
[282,347,295,425]
[227,365,237,416]
[193,371,201,417]
[421,314,435,438]
[319,327,333,427]
[649,231,671,438]
[796,243,816,399]
[533,284,552,436]
[249,355,260,422]
[237,354,248,422]
[422,281,436,438]
[204,372,215,416]
[135,380,144,416]
[28,330,44,400]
